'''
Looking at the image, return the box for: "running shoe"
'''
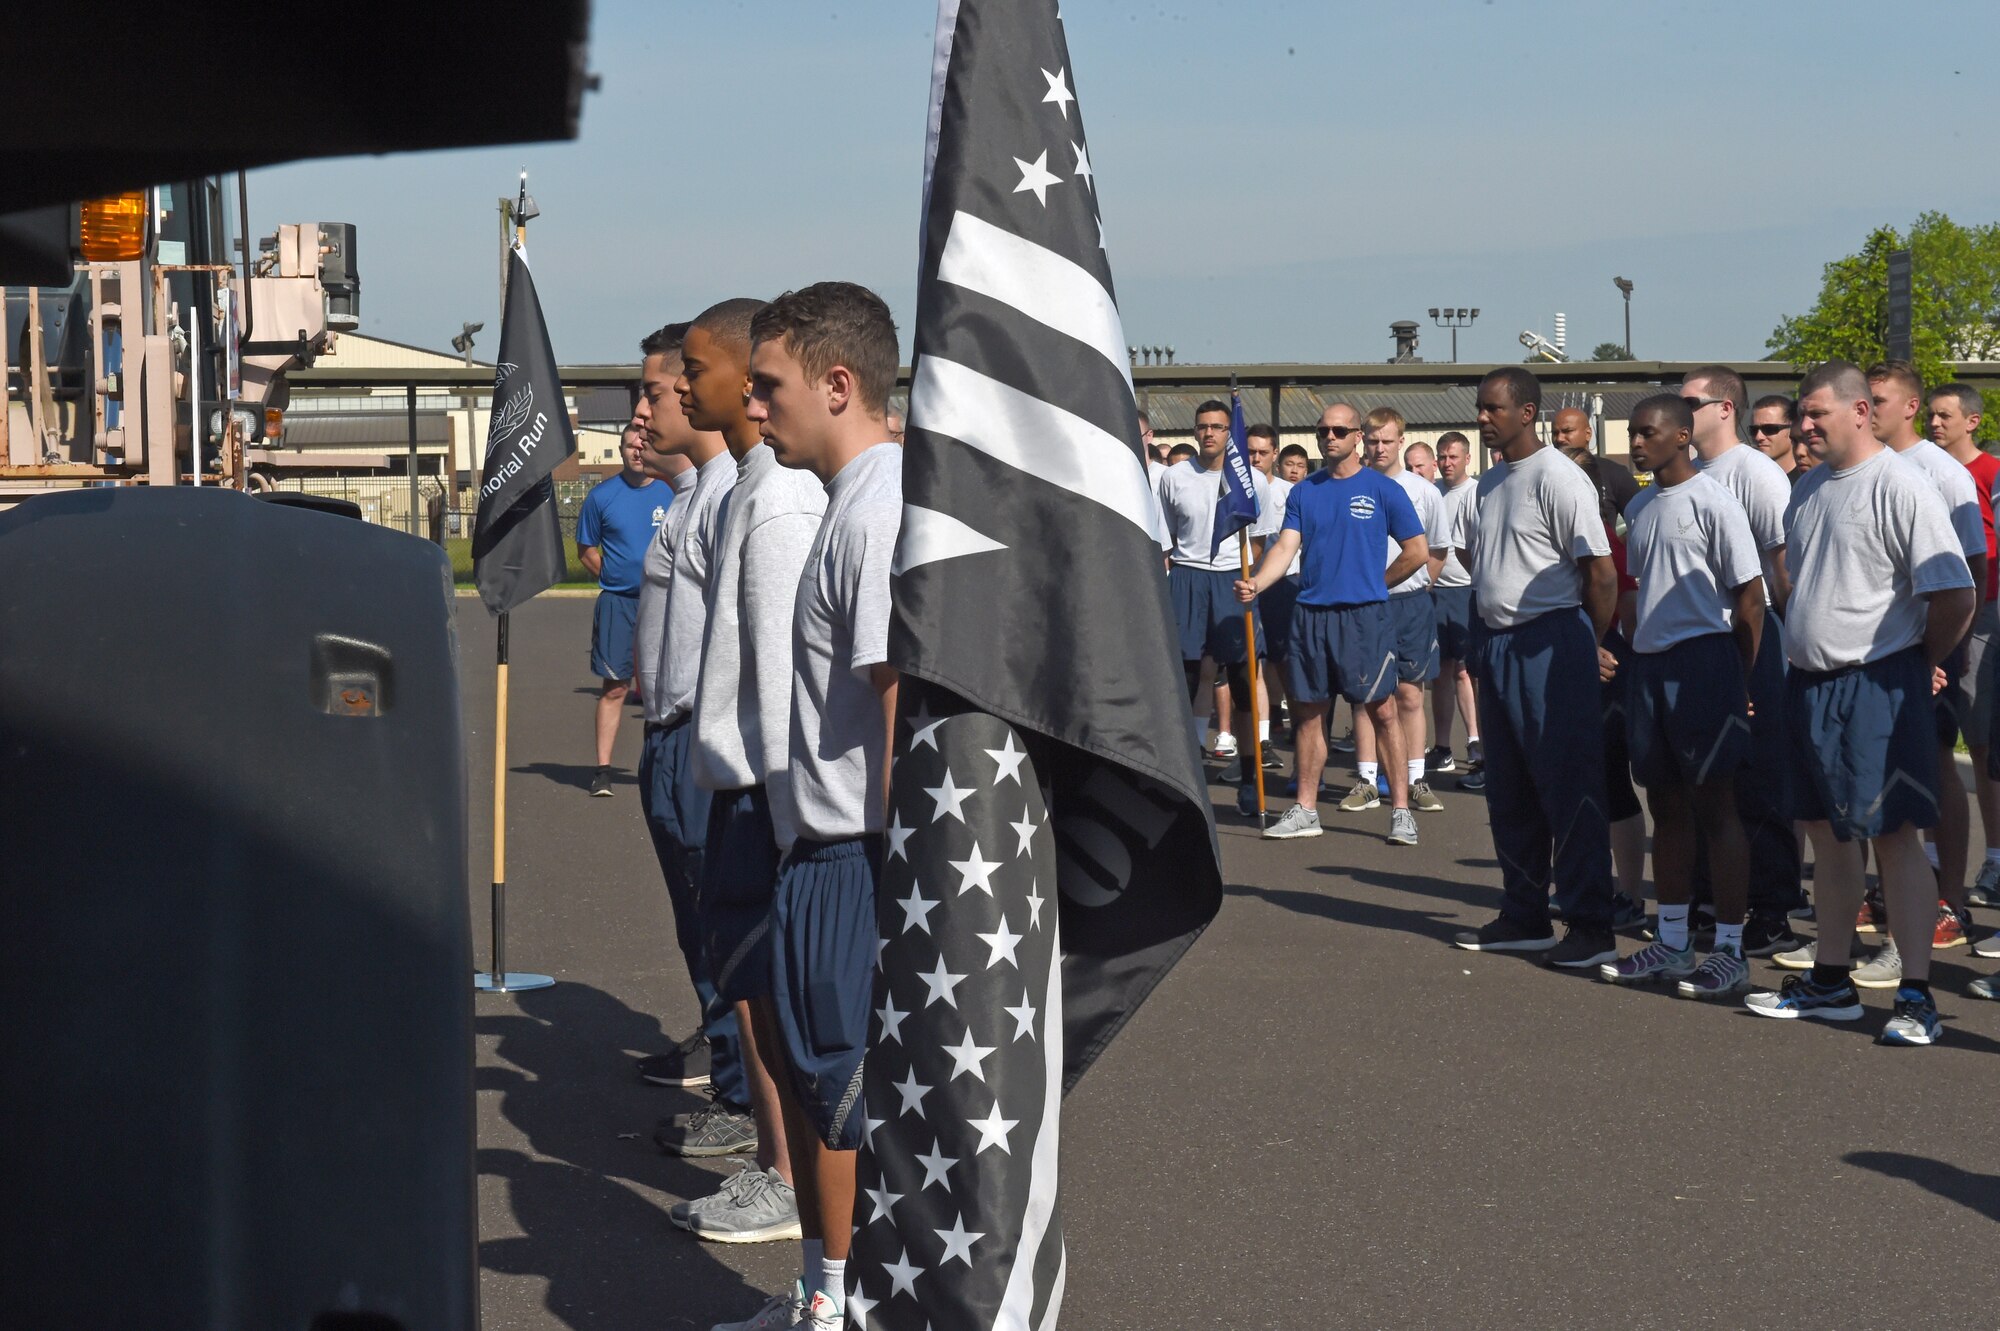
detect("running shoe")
[1386,808,1419,846]
[1852,940,1903,989]
[1878,986,1942,1046]
[1427,745,1458,774]
[1856,889,1887,934]
[637,1031,712,1088]
[1744,974,1864,1021]
[1409,779,1445,813]
[671,1164,767,1231]
[1935,901,1970,950]
[710,1282,805,1330]
[1546,926,1619,969]
[799,1291,844,1331]
[1975,932,2000,959]
[1969,975,2000,1000]
[1235,784,1261,819]
[1261,748,1286,772]
[1453,915,1557,953]
[1329,730,1357,755]
[1207,732,1238,761]
[1337,779,1380,812]
[1263,803,1323,839]
[1970,859,2000,908]
[655,1092,759,1157]
[1678,948,1750,1000]
[688,1168,803,1244]
[1610,893,1649,934]
[1743,914,1806,958]
[589,766,615,797]
[1457,767,1486,792]
[1600,939,1697,985]
[1374,769,1391,798]
[1773,941,1817,970]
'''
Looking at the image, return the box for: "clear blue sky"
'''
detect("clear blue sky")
[250,0,2000,368]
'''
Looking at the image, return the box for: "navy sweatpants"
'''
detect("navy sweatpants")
[1474,607,1615,931]
[640,719,746,1109]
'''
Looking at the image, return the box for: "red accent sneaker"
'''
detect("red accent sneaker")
[1934,900,1970,950]
[1855,894,1887,934]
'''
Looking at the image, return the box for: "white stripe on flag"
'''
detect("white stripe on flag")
[893,503,1009,575]
[938,211,1133,390]
[993,910,1063,1331]
[918,0,965,265]
[912,355,1166,544]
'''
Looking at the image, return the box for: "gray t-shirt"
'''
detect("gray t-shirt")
[1434,478,1476,589]
[1265,474,1301,577]
[1385,467,1446,594]
[780,442,902,843]
[634,466,699,722]
[692,443,829,851]
[1782,447,1973,671]
[1624,472,1764,653]
[643,448,738,726]
[1156,459,1277,571]
[1891,439,1986,559]
[1456,445,1610,629]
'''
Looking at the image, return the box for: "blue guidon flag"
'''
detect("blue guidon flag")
[853,1,1224,1327]
[1210,389,1261,559]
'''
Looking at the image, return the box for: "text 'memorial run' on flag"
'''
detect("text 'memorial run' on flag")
[850,2,1224,1328]
[472,246,577,616]
[1211,390,1260,559]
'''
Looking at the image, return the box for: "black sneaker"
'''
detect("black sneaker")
[1426,745,1457,774]
[1545,926,1619,969]
[655,1092,758,1157]
[1457,767,1486,792]
[1610,893,1648,934]
[589,766,614,797]
[1261,749,1286,772]
[1453,915,1557,953]
[637,1031,712,1088]
[1742,913,1806,958]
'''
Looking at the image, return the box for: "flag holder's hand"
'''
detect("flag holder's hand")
[1234,577,1257,604]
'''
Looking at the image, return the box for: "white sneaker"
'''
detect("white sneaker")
[1772,941,1816,970]
[711,1283,804,1331]
[1851,940,1903,990]
[1208,731,1238,759]
[799,1291,843,1330]
[1975,932,2000,959]
[1263,803,1323,839]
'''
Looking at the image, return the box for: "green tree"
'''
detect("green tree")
[1769,213,2000,439]
[1589,341,1629,361]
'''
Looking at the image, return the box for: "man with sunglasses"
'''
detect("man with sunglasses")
[1682,365,1807,959]
[1751,395,1802,483]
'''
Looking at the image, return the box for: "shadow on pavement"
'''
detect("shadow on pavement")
[1225,879,1465,942]
[1843,1151,2000,1223]
[513,761,638,791]
[477,983,759,1329]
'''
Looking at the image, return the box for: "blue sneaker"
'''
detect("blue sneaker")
[1235,785,1260,818]
[1600,939,1697,985]
[1878,986,1942,1046]
[1744,974,1864,1022]
[1374,770,1390,798]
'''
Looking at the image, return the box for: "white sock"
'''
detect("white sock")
[1468,734,1481,748]
[1923,841,1941,870]
[802,1239,824,1302]
[1408,758,1425,784]
[1358,761,1378,785]
[1713,921,1744,954]
[1658,903,1691,952]
[819,1256,846,1306]
[1258,719,1270,741]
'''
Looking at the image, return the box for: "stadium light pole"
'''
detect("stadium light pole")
[1428,306,1479,363]
[1614,277,1634,357]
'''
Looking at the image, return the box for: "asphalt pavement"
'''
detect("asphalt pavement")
[461,597,2000,1331]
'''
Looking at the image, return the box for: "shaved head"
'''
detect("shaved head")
[1800,359,1870,406]
[690,297,767,355]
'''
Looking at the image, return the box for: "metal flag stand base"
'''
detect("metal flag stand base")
[474,610,554,996]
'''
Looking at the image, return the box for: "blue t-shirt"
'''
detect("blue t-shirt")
[1282,467,1424,607]
[576,474,672,595]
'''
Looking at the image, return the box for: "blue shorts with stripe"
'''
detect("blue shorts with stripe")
[1433,585,1477,662]
[589,590,640,681]
[1168,564,1259,665]
[771,835,880,1151]
[1627,633,1752,790]
[1285,600,1397,706]
[1786,645,1940,843]
[699,786,780,1004]
[1259,576,1300,661]
[1388,589,1440,685]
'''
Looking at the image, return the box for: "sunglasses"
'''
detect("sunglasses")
[1682,395,1728,411]
[1751,423,1792,436]
[1316,424,1363,439]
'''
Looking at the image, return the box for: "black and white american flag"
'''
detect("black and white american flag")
[851,1,1224,1326]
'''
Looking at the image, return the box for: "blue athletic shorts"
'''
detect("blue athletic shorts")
[1627,632,1752,790]
[700,786,780,1004]
[1387,589,1440,685]
[1786,645,1940,842]
[771,835,880,1151]
[1260,577,1299,662]
[1433,586,1476,662]
[590,590,640,681]
[1286,601,1397,706]
[1168,564,1259,665]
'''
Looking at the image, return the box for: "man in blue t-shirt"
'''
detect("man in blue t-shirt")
[1237,402,1429,845]
[576,426,673,796]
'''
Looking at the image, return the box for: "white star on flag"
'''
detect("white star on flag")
[875,933,889,969]
[864,1182,904,1224]
[905,698,941,748]
[942,1027,996,1082]
[917,954,967,1008]
[877,993,908,1044]
[848,1285,877,1328]
[925,768,972,823]
[969,1102,1020,1156]
[983,733,1028,785]
[863,1114,885,1147]
[1071,139,1093,191]
[1040,66,1074,118]
[893,1066,932,1118]
[1005,990,1038,1041]
[934,1213,985,1267]
[916,1138,957,1192]
[1026,879,1046,929]
[1012,150,1062,207]
[886,810,915,861]
[897,882,940,934]
[976,915,1022,969]
[949,840,1001,896]
[1010,808,1039,858]
[883,1246,924,1299]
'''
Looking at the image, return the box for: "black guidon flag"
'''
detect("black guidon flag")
[472,246,578,616]
[850,1,1223,1326]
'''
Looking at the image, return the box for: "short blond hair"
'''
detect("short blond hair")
[1365,406,1406,434]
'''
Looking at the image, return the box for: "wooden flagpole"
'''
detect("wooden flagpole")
[1229,376,1268,825]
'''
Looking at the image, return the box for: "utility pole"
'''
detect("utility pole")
[1614,276,1634,357]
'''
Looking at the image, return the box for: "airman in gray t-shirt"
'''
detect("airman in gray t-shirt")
[1625,472,1764,654]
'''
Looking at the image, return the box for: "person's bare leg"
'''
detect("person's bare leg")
[1369,695,1408,808]
[1935,742,1970,912]
[736,997,791,1181]
[1876,825,1936,983]
[1293,701,1329,812]
[1455,663,1480,754]
[1647,784,1694,910]
[595,678,628,767]
[1352,695,1377,771]
[1212,674,1232,746]
[1397,681,1427,777]
[1691,777,1748,927]
[1610,815,1648,905]
[1806,822,1865,968]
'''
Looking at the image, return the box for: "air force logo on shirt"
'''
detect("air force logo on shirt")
[1349,494,1377,520]
[651,505,667,527]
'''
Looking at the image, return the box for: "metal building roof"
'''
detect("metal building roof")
[575,386,635,425]
[281,412,452,447]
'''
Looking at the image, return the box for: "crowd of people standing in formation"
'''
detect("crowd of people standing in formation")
[1145,360,2000,1047]
[572,312,1996,1328]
